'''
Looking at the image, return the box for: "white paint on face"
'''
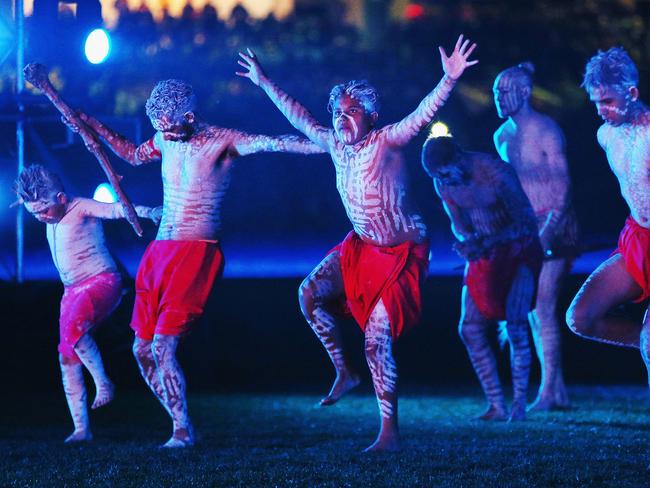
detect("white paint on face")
[336,112,359,144]
[589,86,631,126]
[493,73,524,119]
[332,94,371,146]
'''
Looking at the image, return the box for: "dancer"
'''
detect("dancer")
[237,35,477,450]
[566,47,650,383]
[422,136,542,421]
[493,62,579,410]
[14,164,161,443]
[66,79,323,447]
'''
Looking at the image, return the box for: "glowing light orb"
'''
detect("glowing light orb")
[429,121,451,138]
[84,29,111,64]
[93,183,117,203]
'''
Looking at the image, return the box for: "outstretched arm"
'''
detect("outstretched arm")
[65,113,161,166]
[78,198,162,224]
[231,132,326,157]
[384,35,478,146]
[236,49,332,150]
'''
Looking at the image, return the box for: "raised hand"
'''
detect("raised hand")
[236,48,266,86]
[439,34,478,80]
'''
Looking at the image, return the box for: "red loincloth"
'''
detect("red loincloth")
[615,216,650,302]
[330,231,429,341]
[464,235,543,321]
[58,272,122,363]
[130,240,224,340]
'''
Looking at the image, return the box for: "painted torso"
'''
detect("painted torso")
[46,198,117,286]
[156,126,237,241]
[495,113,578,243]
[438,155,537,239]
[329,129,427,247]
[598,113,650,227]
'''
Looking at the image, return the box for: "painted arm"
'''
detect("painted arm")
[231,132,326,157]
[79,198,162,225]
[68,112,162,166]
[384,35,478,146]
[434,180,473,241]
[435,180,484,260]
[236,49,332,150]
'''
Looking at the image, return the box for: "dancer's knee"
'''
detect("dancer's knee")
[565,303,594,337]
[151,337,170,364]
[298,279,315,319]
[132,338,149,361]
[458,320,480,345]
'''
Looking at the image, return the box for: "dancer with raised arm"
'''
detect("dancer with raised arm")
[14,165,161,443]
[566,48,650,383]
[66,79,323,447]
[493,62,579,411]
[422,137,542,421]
[237,35,477,451]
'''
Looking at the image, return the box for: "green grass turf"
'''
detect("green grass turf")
[1,386,649,487]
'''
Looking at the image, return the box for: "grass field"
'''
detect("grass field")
[2,385,649,487]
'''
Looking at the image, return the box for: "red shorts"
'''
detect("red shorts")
[615,216,650,302]
[59,272,122,363]
[465,235,543,321]
[330,231,429,341]
[130,240,224,340]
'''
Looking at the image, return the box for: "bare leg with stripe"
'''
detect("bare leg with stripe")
[151,335,193,448]
[528,258,570,411]
[59,354,92,442]
[299,251,360,406]
[132,337,173,417]
[504,265,535,421]
[459,286,507,421]
[364,299,400,452]
[74,332,115,410]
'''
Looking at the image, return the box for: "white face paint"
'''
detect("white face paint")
[336,112,359,144]
[331,94,372,145]
[588,86,632,126]
[493,73,525,119]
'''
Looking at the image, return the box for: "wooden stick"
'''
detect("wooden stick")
[23,63,143,236]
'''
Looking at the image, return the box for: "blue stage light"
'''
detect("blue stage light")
[84,28,111,64]
[93,183,117,203]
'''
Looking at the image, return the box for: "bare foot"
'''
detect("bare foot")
[319,371,361,406]
[64,430,93,443]
[161,436,194,448]
[528,382,570,412]
[91,381,115,409]
[527,395,568,412]
[161,427,194,449]
[508,402,526,422]
[476,405,508,421]
[363,434,400,453]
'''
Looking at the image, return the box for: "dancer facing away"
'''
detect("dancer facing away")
[66,79,323,447]
[236,35,478,451]
[14,164,161,443]
[493,62,579,411]
[422,136,542,421]
[566,48,650,382]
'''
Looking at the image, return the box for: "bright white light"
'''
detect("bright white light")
[429,121,451,138]
[93,183,117,203]
[84,29,111,64]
